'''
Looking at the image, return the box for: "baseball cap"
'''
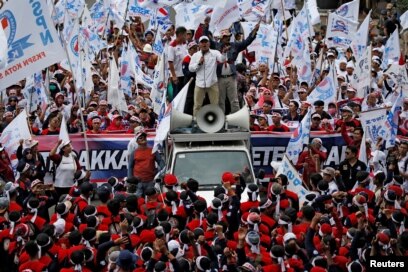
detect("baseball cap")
[199,36,209,42]
[188,41,198,49]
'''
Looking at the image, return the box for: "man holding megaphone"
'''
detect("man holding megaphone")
[189,36,227,116]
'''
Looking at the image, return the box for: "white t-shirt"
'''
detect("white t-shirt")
[167,41,188,78]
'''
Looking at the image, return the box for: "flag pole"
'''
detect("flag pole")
[280,0,289,42]
[51,2,91,170]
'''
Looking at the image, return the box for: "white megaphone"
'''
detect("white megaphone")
[170,108,193,131]
[225,106,250,130]
[196,105,225,133]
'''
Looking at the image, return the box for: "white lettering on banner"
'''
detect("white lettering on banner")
[252,145,347,168]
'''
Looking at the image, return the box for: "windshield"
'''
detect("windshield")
[173,151,253,186]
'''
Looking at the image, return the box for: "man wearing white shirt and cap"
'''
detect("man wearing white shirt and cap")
[345,61,357,87]
[189,36,226,116]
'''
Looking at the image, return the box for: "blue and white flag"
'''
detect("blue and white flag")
[0,0,65,87]
[120,46,132,97]
[151,55,168,115]
[0,111,31,171]
[335,0,359,22]
[351,10,371,62]
[61,19,80,71]
[385,90,403,148]
[210,0,240,36]
[128,44,154,88]
[108,58,128,114]
[247,23,277,72]
[52,0,67,25]
[286,108,312,164]
[359,108,388,144]
[356,45,371,98]
[128,0,152,22]
[152,34,164,55]
[65,0,85,19]
[24,72,49,113]
[381,29,401,70]
[307,66,336,106]
[306,0,320,25]
[174,2,211,31]
[0,26,7,69]
[326,12,358,49]
[276,155,310,205]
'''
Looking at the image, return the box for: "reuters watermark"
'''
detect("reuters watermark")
[367,257,408,272]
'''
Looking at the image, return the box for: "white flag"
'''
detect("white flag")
[174,3,211,31]
[400,10,408,32]
[307,66,336,106]
[153,80,191,152]
[0,0,65,87]
[359,108,388,144]
[382,29,401,69]
[151,55,168,115]
[247,23,278,72]
[385,63,408,96]
[335,0,360,22]
[59,115,70,144]
[356,45,372,98]
[286,108,312,164]
[0,111,31,170]
[107,59,128,113]
[358,126,368,169]
[0,26,7,69]
[326,12,358,49]
[306,0,320,25]
[23,72,49,113]
[210,0,240,36]
[351,10,371,62]
[276,155,310,206]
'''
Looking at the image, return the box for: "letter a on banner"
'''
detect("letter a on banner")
[0,0,65,87]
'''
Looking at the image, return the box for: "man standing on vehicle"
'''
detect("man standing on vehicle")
[214,24,260,114]
[189,36,226,116]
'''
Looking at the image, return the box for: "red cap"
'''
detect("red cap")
[310,267,327,272]
[222,172,235,184]
[377,232,390,244]
[140,229,156,243]
[164,174,178,186]
[319,223,332,236]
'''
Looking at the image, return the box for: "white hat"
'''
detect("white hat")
[346,61,355,69]
[283,232,297,243]
[143,44,153,54]
[199,36,209,42]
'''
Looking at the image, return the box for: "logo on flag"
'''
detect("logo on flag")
[333,20,348,33]
[336,5,348,17]
[70,35,79,57]
[1,11,34,63]
[290,125,303,143]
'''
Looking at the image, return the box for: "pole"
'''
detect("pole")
[51,2,91,170]
[280,0,289,42]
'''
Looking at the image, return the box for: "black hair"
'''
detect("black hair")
[176,26,187,36]
[347,145,358,155]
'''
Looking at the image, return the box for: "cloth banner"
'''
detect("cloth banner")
[326,12,358,49]
[277,155,310,206]
[335,0,360,22]
[0,111,31,171]
[359,108,388,144]
[286,109,312,164]
[0,0,65,87]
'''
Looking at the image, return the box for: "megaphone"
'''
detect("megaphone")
[170,108,193,131]
[196,105,225,133]
[225,106,250,130]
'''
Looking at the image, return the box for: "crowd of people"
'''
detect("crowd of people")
[1,0,408,271]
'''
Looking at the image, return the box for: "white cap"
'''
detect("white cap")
[199,36,209,42]
[143,44,153,53]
